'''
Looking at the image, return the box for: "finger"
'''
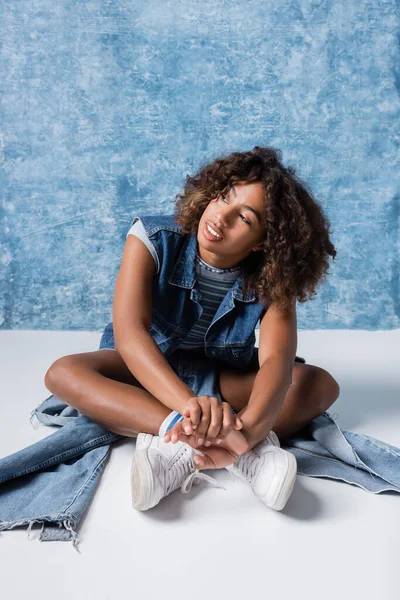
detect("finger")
[179,415,194,435]
[195,396,212,445]
[193,454,205,468]
[164,418,201,446]
[234,416,243,430]
[183,421,193,435]
[187,397,202,429]
[164,421,184,444]
[182,405,195,428]
[204,399,224,446]
[193,445,239,470]
[215,402,235,443]
[193,449,217,470]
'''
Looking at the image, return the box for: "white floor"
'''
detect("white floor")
[0,329,399,600]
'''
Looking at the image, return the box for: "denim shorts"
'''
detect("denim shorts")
[99,324,228,404]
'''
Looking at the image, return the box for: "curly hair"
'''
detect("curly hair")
[172,146,337,312]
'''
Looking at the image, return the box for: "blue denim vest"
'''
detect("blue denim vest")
[105,214,268,370]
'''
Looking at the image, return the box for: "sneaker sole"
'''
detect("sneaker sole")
[267,451,297,511]
[131,433,158,511]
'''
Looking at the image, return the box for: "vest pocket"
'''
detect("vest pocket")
[229,338,256,366]
[231,345,254,362]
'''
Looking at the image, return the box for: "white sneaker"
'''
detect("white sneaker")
[131,432,226,511]
[226,430,297,511]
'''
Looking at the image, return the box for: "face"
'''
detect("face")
[197,181,266,269]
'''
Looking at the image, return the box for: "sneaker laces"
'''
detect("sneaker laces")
[181,469,226,494]
[165,445,226,495]
[230,451,260,485]
[227,434,278,484]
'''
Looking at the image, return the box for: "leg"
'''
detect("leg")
[219,362,340,440]
[44,350,171,437]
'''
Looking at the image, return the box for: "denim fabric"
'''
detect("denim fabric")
[1,214,400,550]
[281,418,400,494]
[0,412,122,550]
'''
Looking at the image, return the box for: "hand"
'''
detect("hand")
[166,396,243,447]
[164,417,250,469]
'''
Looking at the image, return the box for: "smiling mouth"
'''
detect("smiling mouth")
[204,222,224,240]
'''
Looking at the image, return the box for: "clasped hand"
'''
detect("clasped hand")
[163,396,251,470]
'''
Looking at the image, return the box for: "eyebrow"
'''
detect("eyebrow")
[231,185,262,225]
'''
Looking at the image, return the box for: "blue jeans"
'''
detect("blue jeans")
[1,331,400,551]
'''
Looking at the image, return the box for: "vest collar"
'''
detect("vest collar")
[168,232,257,303]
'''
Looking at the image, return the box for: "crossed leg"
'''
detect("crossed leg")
[218,361,340,441]
[45,349,340,442]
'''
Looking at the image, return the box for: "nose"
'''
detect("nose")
[214,214,226,229]
[214,205,232,228]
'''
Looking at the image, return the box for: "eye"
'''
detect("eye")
[219,193,251,225]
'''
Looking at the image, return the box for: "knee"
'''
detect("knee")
[325,370,340,399]
[299,365,340,413]
[315,367,340,409]
[44,355,78,392]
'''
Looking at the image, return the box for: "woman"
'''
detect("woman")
[44,146,340,512]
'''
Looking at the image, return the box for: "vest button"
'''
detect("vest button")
[211,350,216,356]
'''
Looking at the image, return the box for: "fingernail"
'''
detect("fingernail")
[184,425,192,434]
[217,439,222,444]
[198,438,203,446]
[205,441,211,447]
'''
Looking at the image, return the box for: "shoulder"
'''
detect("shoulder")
[128,214,190,272]
[260,296,297,322]
[135,214,184,238]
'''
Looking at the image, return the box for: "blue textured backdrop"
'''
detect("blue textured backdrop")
[1,1,399,331]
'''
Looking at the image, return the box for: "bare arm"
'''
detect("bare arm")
[112,234,196,414]
[236,297,298,449]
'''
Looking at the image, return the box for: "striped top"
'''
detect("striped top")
[126,217,242,349]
